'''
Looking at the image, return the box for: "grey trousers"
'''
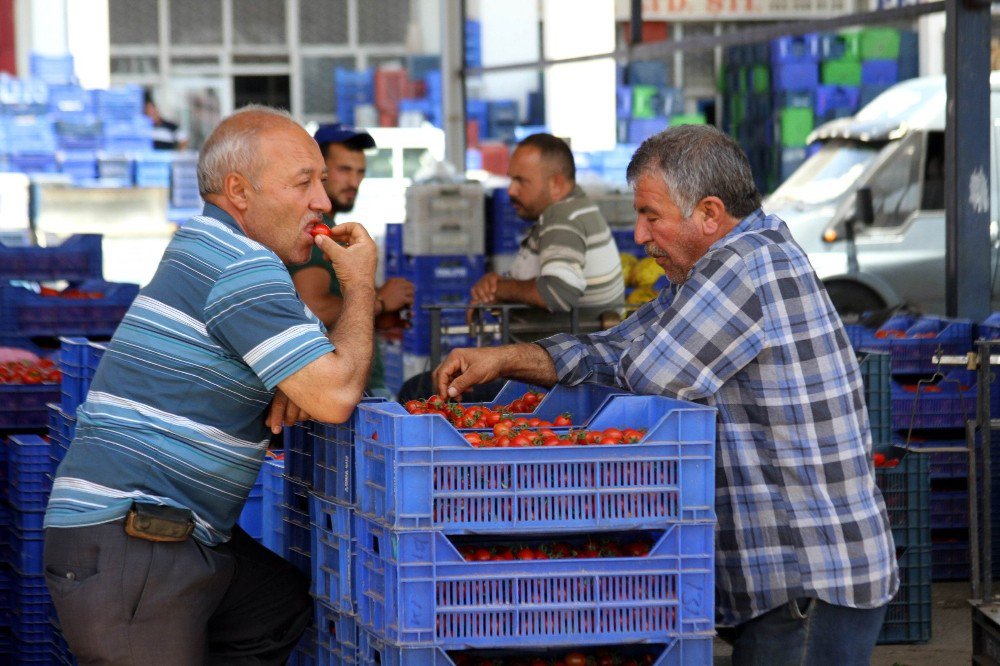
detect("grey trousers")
[44,520,312,665]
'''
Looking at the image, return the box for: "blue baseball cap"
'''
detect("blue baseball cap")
[313,123,376,149]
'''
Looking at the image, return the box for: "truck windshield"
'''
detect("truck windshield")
[767,142,880,206]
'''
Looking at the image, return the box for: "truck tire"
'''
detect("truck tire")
[824,282,886,323]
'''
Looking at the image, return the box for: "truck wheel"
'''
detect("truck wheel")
[824,282,886,323]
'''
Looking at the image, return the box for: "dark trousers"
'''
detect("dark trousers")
[718,597,888,666]
[44,520,311,665]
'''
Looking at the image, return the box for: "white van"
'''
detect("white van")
[763,72,1000,317]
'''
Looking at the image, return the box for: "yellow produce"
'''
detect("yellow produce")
[620,252,639,287]
[626,286,658,305]
[629,257,665,288]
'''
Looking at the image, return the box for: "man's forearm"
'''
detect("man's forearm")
[500,343,559,387]
[495,278,549,309]
[328,286,376,392]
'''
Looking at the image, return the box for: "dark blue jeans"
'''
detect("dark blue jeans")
[724,597,888,666]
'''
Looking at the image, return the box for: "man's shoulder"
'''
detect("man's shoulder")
[542,190,606,227]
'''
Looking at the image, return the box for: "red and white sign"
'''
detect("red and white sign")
[614,0,854,21]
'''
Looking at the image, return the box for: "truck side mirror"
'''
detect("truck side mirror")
[855,187,874,226]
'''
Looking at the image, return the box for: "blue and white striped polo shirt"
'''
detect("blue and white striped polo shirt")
[44,204,333,545]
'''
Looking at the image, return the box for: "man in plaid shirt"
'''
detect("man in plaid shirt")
[434,124,898,665]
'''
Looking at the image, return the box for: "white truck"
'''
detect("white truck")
[763,72,1000,318]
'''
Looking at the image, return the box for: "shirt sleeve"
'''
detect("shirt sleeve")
[618,248,767,401]
[535,218,587,311]
[535,290,673,386]
[204,251,334,390]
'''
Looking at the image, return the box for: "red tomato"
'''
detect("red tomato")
[472,548,492,561]
[404,399,423,413]
[510,434,532,448]
[873,452,886,467]
[553,413,572,427]
[515,547,536,560]
[309,224,332,238]
[565,653,587,666]
[464,433,482,446]
[493,423,511,438]
[622,428,643,443]
[884,458,900,468]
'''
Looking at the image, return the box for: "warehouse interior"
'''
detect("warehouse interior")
[1,0,1000,664]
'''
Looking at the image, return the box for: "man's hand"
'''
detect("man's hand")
[378,277,414,313]
[265,388,311,434]
[469,272,501,305]
[433,347,507,399]
[316,223,377,293]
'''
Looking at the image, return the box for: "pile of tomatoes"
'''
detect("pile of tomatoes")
[37,286,104,299]
[464,425,646,448]
[0,358,60,384]
[458,536,653,562]
[450,650,658,666]
[403,391,555,429]
[873,452,900,468]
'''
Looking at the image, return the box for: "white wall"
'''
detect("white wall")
[477,0,541,114]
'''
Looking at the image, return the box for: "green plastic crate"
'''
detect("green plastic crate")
[750,64,769,94]
[822,58,862,86]
[858,27,901,61]
[777,107,814,147]
[631,85,660,119]
[670,113,707,127]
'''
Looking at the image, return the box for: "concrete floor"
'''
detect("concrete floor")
[712,582,973,665]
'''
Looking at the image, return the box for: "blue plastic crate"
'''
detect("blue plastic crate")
[819,32,859,60]
[355,514,714,648]
[868,315,974,375]
[283,422,314,487]
[283,482,312,579]
[814,85,860,120]
[931,540,970,581]
[315,602,358,666]
[356,633,711,666]
[771,62,820,92]
[770,34,821,64]
[396,255,485,286]
[310,494,354,614]
[262,457,285,555]
[47,402,75,469]
[94,86,144,119]
[878,545,931,644]
[897,30,919,81]
[355,393,716,532]
[613,227,643,257]
[891,374,977,431]
[4,153,58,174]
[860,83,892,108]
[236,463,266,541]
[859,351,891,444]
[627,117,669,145]
[29,54,75,85]
[312,397,386,504]
[58,337,106,413]
[6,528,44,573]
[772,89,814,110]
[874,446,929,550]
[0,382,60,431]
[0,279,138,338]
[929,489,968,530]
[861,60,899,86]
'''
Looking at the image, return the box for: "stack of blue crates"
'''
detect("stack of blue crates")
[485,187,531,267]
[847,314,978,583]
[349,387,717,663]
[465,19,482,69]
[334,68,374,126]
[723,28,918,194]
[170,154,201,210]
[616,60,687,146]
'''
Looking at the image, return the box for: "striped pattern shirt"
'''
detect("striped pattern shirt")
[536,209,899,625]
[44,204,333,545]
[509,186,624,311]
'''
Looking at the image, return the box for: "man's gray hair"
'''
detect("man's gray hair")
[197,105,297,196]
[626,124,762,219]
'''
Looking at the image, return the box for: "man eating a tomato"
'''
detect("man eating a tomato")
[286,123,414,397]
[43,106,378,664]
[434,124,898,666]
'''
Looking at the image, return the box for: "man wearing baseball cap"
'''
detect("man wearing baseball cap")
[287,123,414,397]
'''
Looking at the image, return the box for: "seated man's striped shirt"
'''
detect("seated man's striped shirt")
[44,204,333,546]
[508,185,624,312]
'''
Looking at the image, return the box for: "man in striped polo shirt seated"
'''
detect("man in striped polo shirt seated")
[469,132,625,339]
[43,105,378,664]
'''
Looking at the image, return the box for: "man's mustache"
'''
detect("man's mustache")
[645,243,667,258]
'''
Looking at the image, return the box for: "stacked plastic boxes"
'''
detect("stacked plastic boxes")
[616,59,687,146]
[349,386,717,664]
[848,314,976,581]
[335,69,374,126]
[379,183,487,391]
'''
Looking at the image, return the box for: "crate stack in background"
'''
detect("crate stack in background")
[616,60,700,150]
[847,314,979,583]
[380,182,487,397]
[349,384,716,664]
[723,27,918,195]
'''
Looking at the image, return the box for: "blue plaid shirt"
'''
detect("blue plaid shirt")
[536,209,899,625]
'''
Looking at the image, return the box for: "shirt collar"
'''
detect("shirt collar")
[202,203,245,236]
[729,208,768,236]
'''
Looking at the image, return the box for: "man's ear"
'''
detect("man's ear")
[697,196,728,236]
[223,173,251,212]
[549,171,573,201]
